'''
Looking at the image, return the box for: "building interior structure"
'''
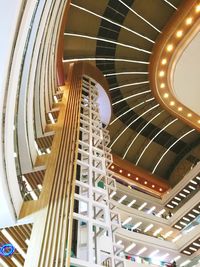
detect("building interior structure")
[1,0,200,266]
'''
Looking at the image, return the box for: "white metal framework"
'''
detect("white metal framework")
[70,76,124,267]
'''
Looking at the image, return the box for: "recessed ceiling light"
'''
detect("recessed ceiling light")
[166,44,173,52]
[196,4,200,12]
[170,101,175,106]
[118,195,127,203]
[127,173,131,177]
[159,188,163,192]
[186,17,193,25]
[144,181,148,185]
[160,83,165,88]
[125,242,136,252]
[111,165,114,169]
[161,58,167,65]
[164,93,169,98]
[138,202,147,211]
[119,169,122,173]
[159,70,165,77]
[178,107,183,111]
[135,177,139,181]
[176,30,183,38]
[152,184,155,188]
[122,217,132,226]
[187,113,192,117]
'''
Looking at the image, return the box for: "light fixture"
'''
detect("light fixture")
[147,206,156,214]
[189,185,195,190]
[149,249,159,257]
[167,204,174,209]
[159,70,165,77]
[186,17,193,25]
[136,247,147,255]
[127,199,136,207]
[163,230,173,239]
[187,113,192,117]
[122,217,132,226]
[174,196,181,201]
[127,173,131,177]
[170,101,175,106]
[188,213,195,218]
[173,255,181,262]
[198,120,200,124]
[172,201,178,205]
[160,83,165,88]
[178,107,183,111]
[183,189,190,194]
[152,184,155,188]
[131,221,142,230]
[179,193,186,198]
[189,247,197,251]
[176,30,183,38]
[160,253,169,259]
[192,209,200,214]
[196,4,200,12]
[118,195,127,203]
[159,188,163,192]
[119,169,122,173]
[153,227,162,236]
[110,191,116,198]
[144,181,148,185]
[163,93,169,98]
[144,224,154,233]
[135,177,139,181]
[174,225,182,229]
[166,44,173,52]
[172,234,182,242]
[111,165,114,169]
[156,209,165,217]
[180,221,187,226]
[190,180,197,185]
[138,202,147,211]
[193,242,200,247]
[182,217,190,222]
[161,58,167,65]
[116,240,122,245]
[125,243,136,253]
[183,251,191,255]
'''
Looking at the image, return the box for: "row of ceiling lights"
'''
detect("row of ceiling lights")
[158,3,200,125]
[110,164,164,192]
[166,177,200,210]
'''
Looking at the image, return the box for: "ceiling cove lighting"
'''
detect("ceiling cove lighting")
[153,228,163,236]
[196,176,200,180]
[125,243,136,253]
[183,189,190,194]
[193,242,200,247]
[64,32,151,54]
[192,209,200,214]
[136,247,147,255]
[104,71,149,77]
[122,111,162,158]
[127,200,136,207]
[109,81,149,91]
[174,225,182,230]
[167,204,174,209]
[183,251,191,255]
[138,202,147,211]
[144,224,154,233]
[190,180,197,185]
[188,213,195,218]
[147,206,156,214]
[189,247,197,251]
[174,196,181,201]
[163,0,177,10]
[188,185,196,190]
[182,217,190,222]
[172,234,182,243]
[70,3,155,43]
[118,195,127,203]
[122,217,132,226]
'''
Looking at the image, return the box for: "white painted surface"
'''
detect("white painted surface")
[173,31,200,115]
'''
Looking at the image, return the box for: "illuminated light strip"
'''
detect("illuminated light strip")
[172,234,182,242]
[110,104,159,148]
[109,80,149,91]
[163,0,177,10]
[136,118,178,165]
[64,32,152,54]
[152,129,195,173]
[123,110,163,158]
[112,90,151,106]
[104,71,149,77]
[153,228,162,236]
[63,57,149,65]
[71,3,155,43]
[110,98,154,125]
[118,0,161,33]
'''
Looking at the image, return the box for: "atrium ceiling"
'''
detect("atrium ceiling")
[64,0,200,184]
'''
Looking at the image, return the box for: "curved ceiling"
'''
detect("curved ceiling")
[63,0,200,185]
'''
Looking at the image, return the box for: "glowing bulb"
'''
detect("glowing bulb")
[127,173,131,177]
[198,120,200,124]
[159,71,165,77]
[166,44,173,52]
[152,185,155,188]
[160,83,165,88]
[187,113,192,117]
[196,4,200,12]
[163,93,169,98]
[144,181,148,185]
[178,107,183,111]
[186,17,193,25]
[176,30,183,38]
[161,58,167,65]
[135,177,139,181]
[119,169,122,173]
[170,101,175,106]
[111,165,114,169]
[159,188,163,192]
